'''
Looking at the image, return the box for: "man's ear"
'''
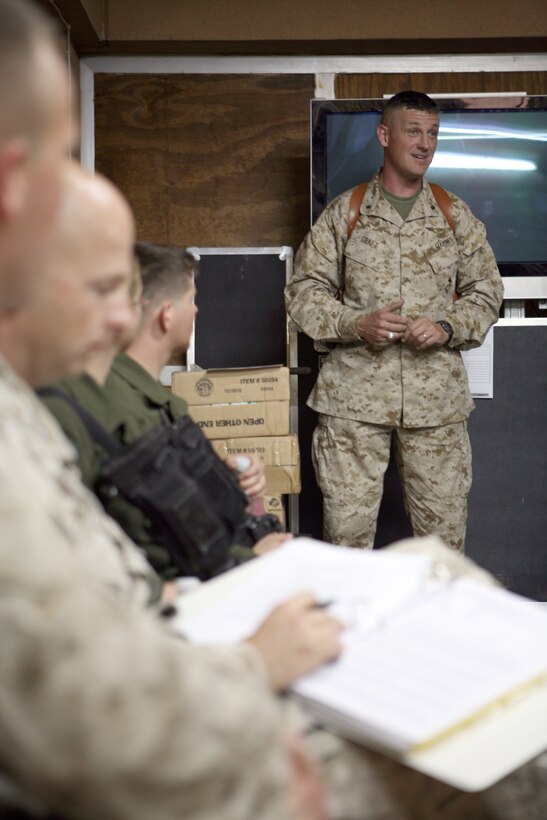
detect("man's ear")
[158,302,173,334]
[377,123,389,149]
[0,138,30,221]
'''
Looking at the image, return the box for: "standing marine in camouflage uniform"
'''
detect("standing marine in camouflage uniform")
[285,90,504,551]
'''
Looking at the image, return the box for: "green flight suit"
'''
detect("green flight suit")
[40,373,121,490]
[40,373,173,583]
[42,357,256,578]
[42,368,186,577]
[105,353,189,442]
[103,354,255,577]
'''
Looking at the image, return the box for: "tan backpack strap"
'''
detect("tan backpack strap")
[347,182,368,239]
[429,183,460,301]
[344,181,457,305]
[429,182,456,235]
[337,183,368,304]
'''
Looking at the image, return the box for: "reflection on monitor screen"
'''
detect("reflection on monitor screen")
[313,98,547,266]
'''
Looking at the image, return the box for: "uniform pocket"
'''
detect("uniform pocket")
[427,246,458,293]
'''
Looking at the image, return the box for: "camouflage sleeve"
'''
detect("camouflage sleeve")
[442,195,505,350]
[0,477,292,820]
[285,193,364,343]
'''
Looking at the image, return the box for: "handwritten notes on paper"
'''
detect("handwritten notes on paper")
[177,537,547,752]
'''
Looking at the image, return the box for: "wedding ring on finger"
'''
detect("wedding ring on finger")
[387,331,395,342]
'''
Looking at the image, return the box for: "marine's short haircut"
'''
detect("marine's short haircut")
[381,90,439,125]
[0,0,59,141]
[134,242,198,315]
[128,257,143,306]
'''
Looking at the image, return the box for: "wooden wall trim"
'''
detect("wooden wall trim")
[78,37,547,58]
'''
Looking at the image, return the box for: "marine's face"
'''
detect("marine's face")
[377,107,439,183]
[56,199,137,377]
[19,195,136,386]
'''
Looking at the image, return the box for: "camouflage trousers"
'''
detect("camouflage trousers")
[312,415,472,551]
[284,537,547,819]
[292,706,547,820]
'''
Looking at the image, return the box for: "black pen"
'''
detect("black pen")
[314,599,333,609]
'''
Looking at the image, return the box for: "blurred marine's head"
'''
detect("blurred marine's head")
[0,163,137,387]
[0,0,74,309]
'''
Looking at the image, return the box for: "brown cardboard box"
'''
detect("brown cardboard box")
[264,495,285,527]
[264,465,301,495]
[210,434,298,465]
[211,434,301,494]
[172,366,290,406]
[187,400,289,440]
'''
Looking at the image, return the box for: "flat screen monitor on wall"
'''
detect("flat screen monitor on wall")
[311,96,547,280]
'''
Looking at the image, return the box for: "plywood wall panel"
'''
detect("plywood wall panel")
[95,75,173,243]
[94,73,314,249]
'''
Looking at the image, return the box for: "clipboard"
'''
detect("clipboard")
[172,537,547,792]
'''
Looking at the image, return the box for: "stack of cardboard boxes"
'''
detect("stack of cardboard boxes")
[171,366,299,527]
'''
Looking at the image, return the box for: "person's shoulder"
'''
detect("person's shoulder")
[105,354,140,399]
[111,353,158,391]
[427,182,472,216]
[108,352,133,382]
[40,379,78,420]
[425,180,481,237]
[318,172,379,224]
[311,187,360,239]
[66,374,109,413]
[39,385,93,459]
[58,373,88,393]
[325,181,369,213]
[0,362,76,458]
[106,357,175,438]
[0,354,35,409]
[41,376,103,421]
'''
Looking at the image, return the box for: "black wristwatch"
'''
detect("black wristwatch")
[436,320,453,344]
